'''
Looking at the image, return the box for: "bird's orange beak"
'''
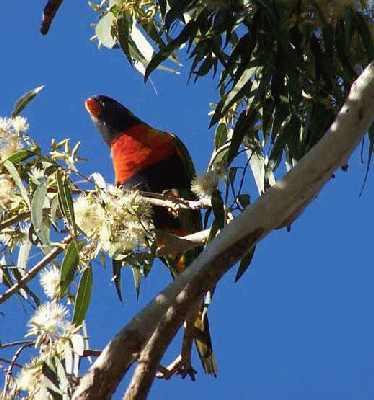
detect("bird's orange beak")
[85,97,102,118]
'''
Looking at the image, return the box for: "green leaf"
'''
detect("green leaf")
[222,66,255,114]
[60,241,79,296]
[145,17,199,81]
[54,356,69,393]
[116,13,135,66]
[31,183,48,242]
[41,361,62,396]
[237,193,251,208]
[73,267,93,326]
[3,160,30,206]
[235,245,256,282]
[56,170,77,235]
[96,12,117,48]
[11,85,44,117]
[249,150,265,195]
[215,123,228,149]
[112,259,123,301]
[226,109,257,167]
[355,13,374,60]
[16,240,32,270]
[208,189,225,241]
[6,147,38,165]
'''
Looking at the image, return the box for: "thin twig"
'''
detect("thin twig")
[2,342,34,397]
[0,211,30,231]
[139,191,211,210]
[82,350,102,358]
[0,340,34,349]
[0,235,72,304]
[0,358,23,368]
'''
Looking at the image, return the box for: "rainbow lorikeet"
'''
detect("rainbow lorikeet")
[85,95,217,376]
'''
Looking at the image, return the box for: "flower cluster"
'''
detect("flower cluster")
[16,358,45,397]
[0,174,16,209]
[27,302,72,339]
[0,116,29,161]
[191,170,219,200]
[74,185,154,259]
[39,266,61,299]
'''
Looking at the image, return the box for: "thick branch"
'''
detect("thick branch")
[0,235,72,304]
[73,63,374,400]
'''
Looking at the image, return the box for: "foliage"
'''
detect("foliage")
[91,0,374,187]
[0,89,157,398]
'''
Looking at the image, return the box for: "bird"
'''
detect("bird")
[85,94,217,376]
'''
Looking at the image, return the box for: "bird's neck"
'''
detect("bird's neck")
[111,124,175,185]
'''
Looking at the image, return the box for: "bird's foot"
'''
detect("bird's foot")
[156,355,197,381]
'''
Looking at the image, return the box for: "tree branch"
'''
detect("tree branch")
[72,63,374,400]
[0,235,72,304]
[123,299,201,399]
[0,340,34,349]
[0,211,31,231]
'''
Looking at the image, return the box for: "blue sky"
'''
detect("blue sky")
[1,2,374,399]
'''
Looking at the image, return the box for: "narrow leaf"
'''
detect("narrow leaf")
[96,12,117,48]
[112,259,123,301]
[132,266,141,299]
[73,267,93,326]
[235,245,256,282]
[71,333,85,356]
[56,170,77,235]
[60,241,79,296]
[215,123,228,149]
[3,160,30,205]
[208,189,225,241]
[7,148,37,165]
[11,85,44,117]
[31,183,48,239]
[16,240,32,271]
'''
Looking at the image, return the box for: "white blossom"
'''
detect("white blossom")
[75,187,154,259]
[11,116,29,133]
[29,167,45,184]
[74,194,106,237]
[0,118,12,133]
[16,359,41,392]
[27,302,71,337]
[39,266,60,299]
[98,189,154,257]
[0,116,29,161]
[191,170,219,199]
[0,134,22,161]
[0,174,15,208]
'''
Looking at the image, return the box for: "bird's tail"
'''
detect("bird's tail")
[193,304,217,376]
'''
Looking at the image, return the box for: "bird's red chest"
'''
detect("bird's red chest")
[110,124,175,185]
